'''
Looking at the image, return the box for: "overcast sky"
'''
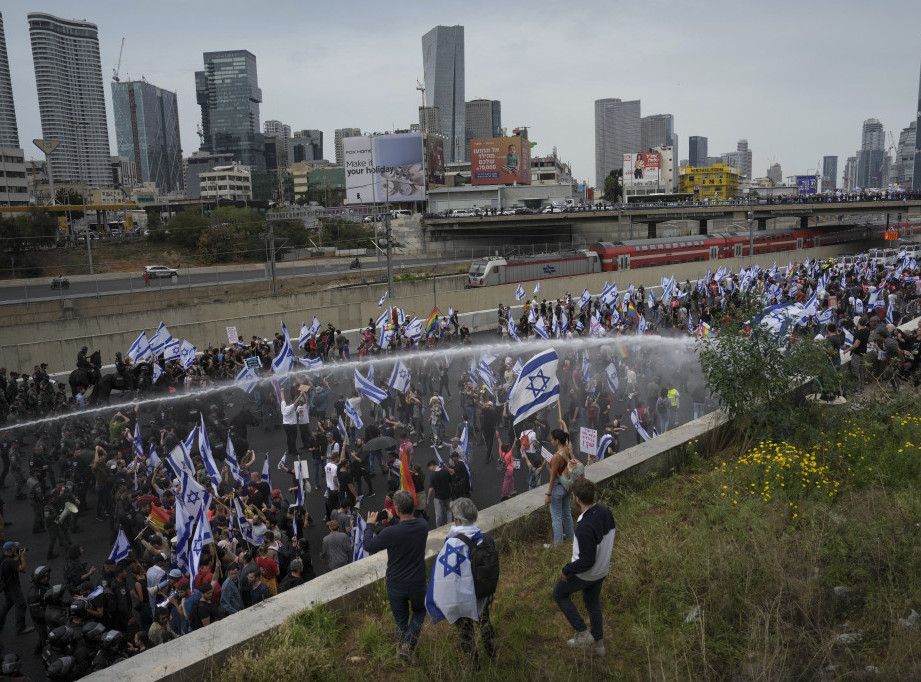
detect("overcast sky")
[3,0,920,187]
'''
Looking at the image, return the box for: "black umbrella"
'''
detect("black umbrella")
[362,436,399,453]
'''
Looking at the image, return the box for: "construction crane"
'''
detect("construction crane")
[415,80,426,108]
[196,124,204,145]
[112,37,125,82]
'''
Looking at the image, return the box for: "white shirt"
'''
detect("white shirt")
[325,460,339,491]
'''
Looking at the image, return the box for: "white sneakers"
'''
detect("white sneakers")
[567,630,605,657]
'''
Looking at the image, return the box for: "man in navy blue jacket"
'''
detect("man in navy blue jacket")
[364,489,429,660]
[553,477,615,657]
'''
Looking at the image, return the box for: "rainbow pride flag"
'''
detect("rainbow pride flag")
[399,443,416,504]
[625,300,639,321]
[614,342,629,359]
[425,307,439,336]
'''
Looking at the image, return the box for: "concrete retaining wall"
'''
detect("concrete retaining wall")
[86,409,730,682]
[1,244,856,374]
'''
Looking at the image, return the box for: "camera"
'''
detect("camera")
[18,547,27,554]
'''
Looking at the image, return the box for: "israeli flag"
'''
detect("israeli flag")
[600,281,618,306]
[380,329,394,349]
[376,308,390,330]
[426,533,480,624]
[817,308,833,325]
[261,453,272,487]
[272,337,295,378]
[478,361,496,396]
[149,323,171,357]
[396,308,406,326]
[198,414,221,492]
[842,328,854,345]
[631,409,652,442]
[308,316,322,337]
[178,471,211,522]
[597,433,613,460]
[507,314,520,342]
[189,508,209,582]
[167,442,195,479]
[146,447,160,477]
[162,337,180,361]
[437,395,450,423]
[507,349,560,425]
[515,285,526,301]
[405,317,423,339]
[533,316,550,339]
[388,359,412,393]
[133,422,144,463]
[378,292,387,308]
[108,528,132,563]
[886,299,895,324]
[648,289,656,309]
[355,368,387,404]
[296,356,323,370]
[352,514,370,562]
[345,399,364,430]
[298,323,310,349]
[513,359,523,376]
[127,332,151,363]
[179,339,197,369]
[337,416,347,440]
[533,281,540,295]
[278,452,287,470]
[235,366,259,394]
[578,288,591,309]
[604,363,619,394]
[636,315,648,336]
[224,435,245,488]
[151,362,164,383]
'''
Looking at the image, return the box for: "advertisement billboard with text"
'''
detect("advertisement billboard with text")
[471,136,531,185]
[371,132,425,202]
[426,136,445,187]
[795,175,820,195]
[343,135,374,204]
[622,153,661,183]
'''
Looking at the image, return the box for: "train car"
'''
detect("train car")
[466,250,601,287]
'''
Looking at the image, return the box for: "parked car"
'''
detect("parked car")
[143,265,178,279]
[50,276,70,290]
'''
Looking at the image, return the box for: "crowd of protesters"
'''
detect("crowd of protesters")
[0,244,919,676]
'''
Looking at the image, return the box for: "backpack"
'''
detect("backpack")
[456,533,500,599]
[559,456,585,491]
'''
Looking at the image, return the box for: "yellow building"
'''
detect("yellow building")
[678,162,740,200]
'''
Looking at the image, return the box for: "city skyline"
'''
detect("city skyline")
[1,0,919,189]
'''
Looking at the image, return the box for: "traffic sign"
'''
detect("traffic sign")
[32,138,61,155]
[885,231,898,241]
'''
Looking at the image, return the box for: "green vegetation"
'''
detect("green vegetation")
[217,393,921,680]
[0,209,60,277]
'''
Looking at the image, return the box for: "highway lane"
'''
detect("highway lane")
[0,256,471,304]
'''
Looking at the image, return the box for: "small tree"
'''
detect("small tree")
[603,169,623,204]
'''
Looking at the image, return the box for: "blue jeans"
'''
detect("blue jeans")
[0,586,27,632]
[311,458,323,488]
[553,574,605,641]
[386,583,426,651]
[550,482,574,544]
[369,451,384,475]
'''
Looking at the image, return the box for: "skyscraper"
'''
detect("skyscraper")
[893,122,916,189]
[111,80,183,193]
[767,162,783,185]
[422,25,465,163]
[418,106,440,137]
[594,98,640,189]
[290,129,323,164]
[264,121,291,169]
[822,155,838,191]
[0,13,19,148]
[688,136,708,168]
[195,50,265,172]
[844,156,858,191]
[334,128,361,166]
[28,13,111,186]
[641,114,677,189]
[913,59,921,192]
[857,118,885,189]
[465,99,501,142]
[721,139,752,180]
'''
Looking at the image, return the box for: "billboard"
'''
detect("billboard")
[343,135,374,204]
[795,175,820,195]
[371,132,425,202]
[470,136,531,185]
[622,153,661,183]
[426,136,445,187]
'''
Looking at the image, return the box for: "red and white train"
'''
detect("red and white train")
[465,221,921,286]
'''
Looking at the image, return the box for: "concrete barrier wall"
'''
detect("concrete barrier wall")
[1,244,856,374]
[85,409,731,682]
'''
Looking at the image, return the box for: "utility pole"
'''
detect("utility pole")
[385,200,393,301]
[82,167,93,275]
[268,222,278,296]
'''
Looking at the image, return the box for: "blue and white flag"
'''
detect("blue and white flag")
[533,281,540,295]
[261,454,272,487]
[507,349,560,425]
[179,339,197,370]
[108,528,132,563]
[308,316,322,338]
[533,316,549,339]
[405,317,423,339]
[636,315,648,336]
[515,285,525,301]
[174,502,190,573]
[437,395,450,423]
[355,368,387,404]
[388,359,412,393]
[272,337,295,378]
[396,308,406,326]
[178,471,211,522]
[127,332,152,364]
[375,308,390,330]
[604,362,619,394]
[478,361,496,396]
[512,359,523,376]
[426,531,481,624]
[167,442,195,479]
[235,366,259,394]
[198,414,221,492]
[578,288,591,309]
[352,514,370,562]
[507,314,520,342]
[886,299,895,324]
[345,399,364,430]
[378,292,387,308]
[184,425,197,454]
[133,421,144,463]
[630,409,652,442]
[149,323,171,357]
[296,356,323,370]
[298,323,310,349]
[151,362,164,383]
[337,416,347,441]
[600,281,618,307]
[225,435,245,488]
[189,508,209,582]
[278,452,287,470]
[597,433,613,460]
[162,337,180,361]
[146,447,160,477]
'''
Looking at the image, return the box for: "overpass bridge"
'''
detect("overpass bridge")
[423,198,921,248]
